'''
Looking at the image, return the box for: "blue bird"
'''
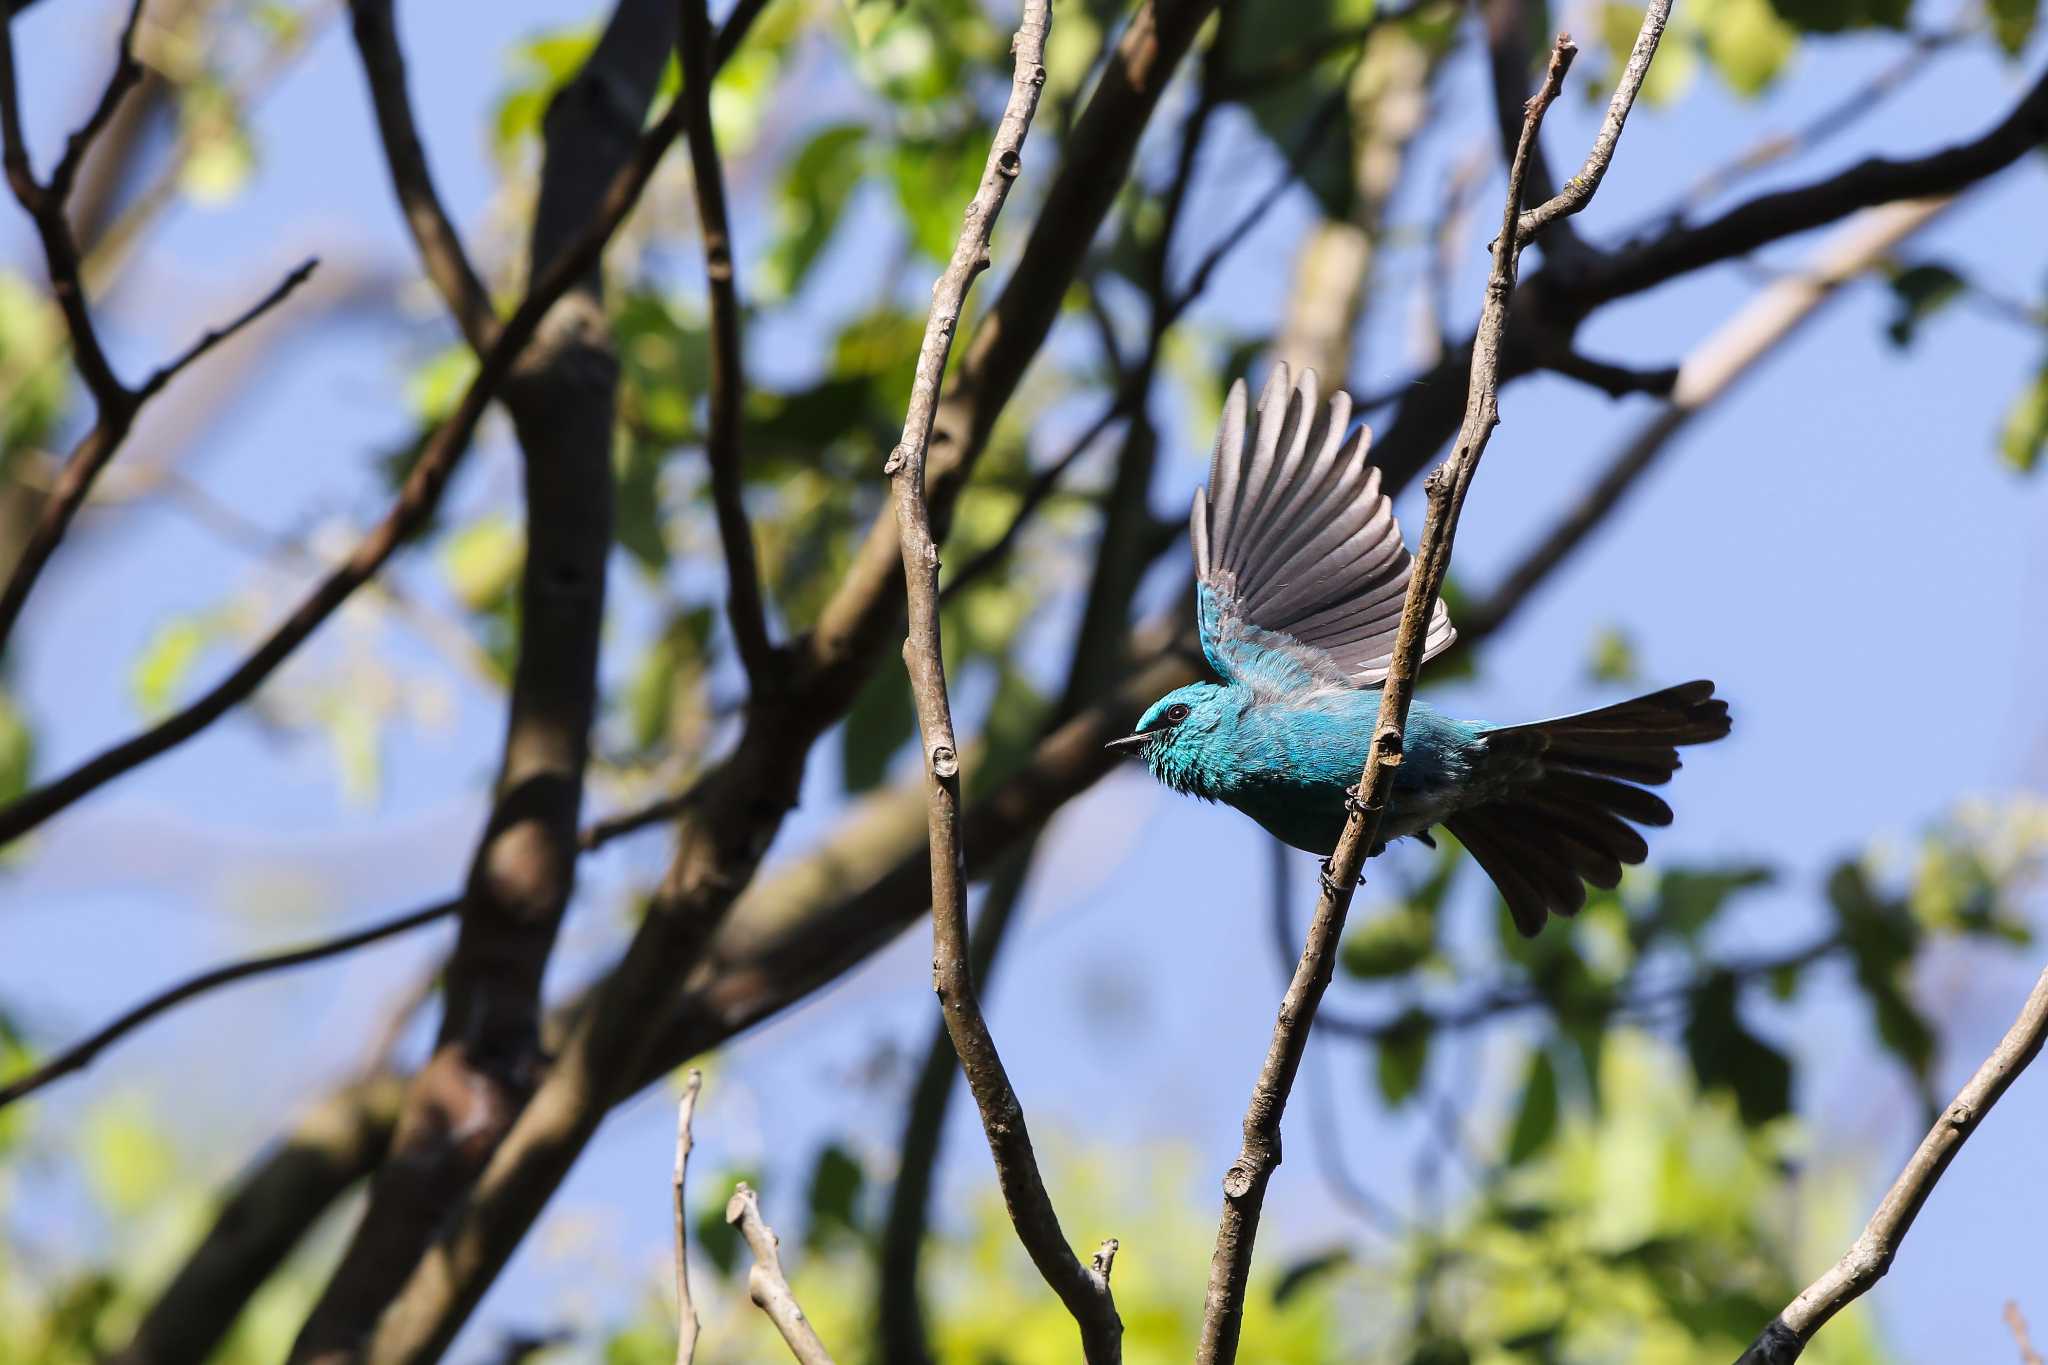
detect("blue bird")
[1108,365,1730,937]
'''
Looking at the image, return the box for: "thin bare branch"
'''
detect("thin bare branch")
[1515,0,1669,240]
[2009,1301,2045,1365]
[1196,30,1635,1363]
[725,1183,835,1364]
[1737,965,2048,1363]
[0,0,141,406]
[681,0,774,683]
[346,0,499,350]
[140,256,323,396]
[0,899,458,1112]
[674,1070,704,1365]
[887,2,1121,1358]
[0,256,319,654]
[0,47,693,850]
[710,0,772,70]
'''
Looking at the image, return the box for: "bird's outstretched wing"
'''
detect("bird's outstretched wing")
[1191,364,1454,692]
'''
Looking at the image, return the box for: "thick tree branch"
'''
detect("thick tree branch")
[680,0,775,683]
[725,1183,835,1364]
[887,4,1121,1358]
[293,1,680,1354]
[1367,54,2048,499]
[1196,24,1655,1360]
[345,0,499,351]
[108,1077,406,1365]
[1736,965,2048,1363]
[0,10,690,849]
[331,8,1220,1355]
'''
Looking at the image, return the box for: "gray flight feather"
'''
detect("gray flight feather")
[1192,364,1454,688]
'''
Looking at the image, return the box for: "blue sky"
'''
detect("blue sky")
[4,0,2047,1359]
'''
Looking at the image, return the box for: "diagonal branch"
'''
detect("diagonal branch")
[887,3,1121,1358]
[680,0,774,683]
[345,0,499,351]
[0,898,458,1111]
[1196,15,1664,1359]
[0,32,693,851]
[725,1183,836,1364]
[1736,965,2048,1363]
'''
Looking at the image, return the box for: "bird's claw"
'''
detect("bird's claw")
[1343,784,1374,819]
[1318,857,1364,898]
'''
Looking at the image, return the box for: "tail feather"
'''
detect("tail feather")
[1446,680,1731,938]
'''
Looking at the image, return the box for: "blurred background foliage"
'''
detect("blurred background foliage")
[2,0,2047,1359]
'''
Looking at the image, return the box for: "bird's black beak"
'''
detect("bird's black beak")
[1104,731,1154,756]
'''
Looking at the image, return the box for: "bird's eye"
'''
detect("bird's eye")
[1164,703,1191,725]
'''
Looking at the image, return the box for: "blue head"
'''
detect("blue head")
[1106,681,1240,796]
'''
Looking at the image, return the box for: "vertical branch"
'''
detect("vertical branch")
[1196,11,1667,1358]
[673,1071,703,1365]
[1737,967,2048,1364]
[679,0,775,683]
[885,2,1120,1360]
[290,2,683,1356]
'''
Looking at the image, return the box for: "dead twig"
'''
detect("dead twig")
[1736,967,2048,1363]
[673,1070,703,1365]
[725,1183,834,1365]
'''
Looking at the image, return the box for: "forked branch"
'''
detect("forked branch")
[1196,12,1667,1360]
[886,0,1120,1360]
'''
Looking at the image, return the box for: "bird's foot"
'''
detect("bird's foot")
[1318,857,1365,898]
[1343,783,1375,819]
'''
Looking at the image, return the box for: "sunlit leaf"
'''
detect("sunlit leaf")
[1696,0,1798,95]
[1339,906,1435,978]
[1990,0,2040,53]
[1998,359,2048,474]
[0,688,31,805]
[439,516,524,612]
[132,617,215,718]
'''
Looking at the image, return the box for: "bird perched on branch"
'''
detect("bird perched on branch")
[1108,365,1730,937]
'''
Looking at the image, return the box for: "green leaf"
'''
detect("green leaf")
[1586,625,1639,684]
[1340,906,1436,978]
[1883,262,1967,349]
[0,687,31,805]
[439,516,524,612]
[762,124,869,300]
[1601,2,1697,104]
[1374,1008,1432,1107]
[1998,360,2048,474]
[1651,864,1774,941]
[1696,0,1798,95]
[889,126,989,265]
[805,1142,865,1249]
[1683,973,1791,1126]
[132,617,214,718]
[1504,1048,1560,1165]
[1990,0,2040,54]
[625,607,715,751]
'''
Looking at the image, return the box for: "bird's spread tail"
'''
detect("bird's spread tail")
[1445,680,1731,938]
